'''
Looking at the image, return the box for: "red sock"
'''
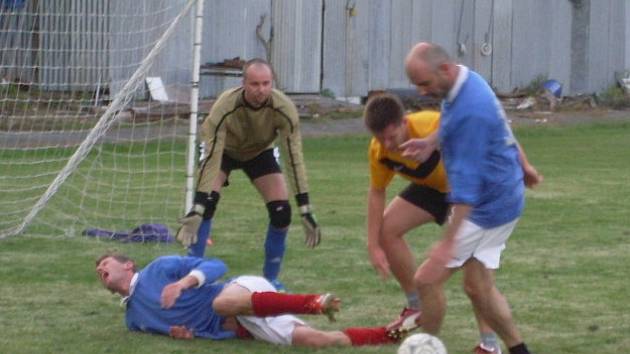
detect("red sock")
[251,292,318,317]
[343,327,395,346]
[235,322,253,340]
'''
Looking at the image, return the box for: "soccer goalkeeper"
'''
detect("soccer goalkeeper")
[177,58,321,291]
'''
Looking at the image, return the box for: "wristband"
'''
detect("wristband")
[295,192,310,207]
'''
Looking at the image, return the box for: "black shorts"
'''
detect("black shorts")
[221,148,281,182]
[399,183,449,225]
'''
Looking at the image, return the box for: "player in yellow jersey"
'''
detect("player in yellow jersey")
[364,93,541,352]
[176,58,320,291]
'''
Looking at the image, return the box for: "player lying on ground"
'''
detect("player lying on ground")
[95,252,418,347]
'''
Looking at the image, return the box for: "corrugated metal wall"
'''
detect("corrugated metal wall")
[322,0,361,97]
[203,0,270,64]
[0,0,191,93]
[38,0,110,91]
[508,0,572,93]
[627,1,630,71]
[200,0,322,95]
[2,0,629,97]
[0,1,37,83]
[271,0,322,93]
[321,0,628,97]
[199,0,270,97]
[585,0,626,94]
[108,0,191,96]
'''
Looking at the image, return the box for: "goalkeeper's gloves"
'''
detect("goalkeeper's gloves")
[176,205,204,248]
[176,191,217,248]
[296,193,321,248]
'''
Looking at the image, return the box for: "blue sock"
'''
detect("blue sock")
[481,332,499,351]
[406,292,421,310]
[263,224,287,281]
[187,218,212,258]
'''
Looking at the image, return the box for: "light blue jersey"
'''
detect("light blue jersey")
[440,67,524,228]
[125,255,235,340]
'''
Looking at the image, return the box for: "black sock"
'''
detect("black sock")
[509,343,530,354]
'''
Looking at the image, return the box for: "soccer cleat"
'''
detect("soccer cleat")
[386,308,422,340]
[305,293,341,322]
[473,343,503,354]
[386,307,421,331]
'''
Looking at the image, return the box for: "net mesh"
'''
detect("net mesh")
[0,0,196,238]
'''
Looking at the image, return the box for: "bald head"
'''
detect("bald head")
[405,42,452,73]
[242,58,274,81]
[405,42,457,99]
[242,58,274,108]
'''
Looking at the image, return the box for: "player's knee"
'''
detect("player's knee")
[462,281,479,301]
[462,278,491,302]
[381,213,414,241]
[266,200,291,229]
[414,269,437,289]
[194,191,220,219]
[414,273,428,289]
[380,221,404,241]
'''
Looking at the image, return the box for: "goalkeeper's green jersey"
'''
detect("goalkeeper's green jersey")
[197,87,308,195]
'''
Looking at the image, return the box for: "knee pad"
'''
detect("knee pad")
[194,191,221,219]
[266,200,291,229]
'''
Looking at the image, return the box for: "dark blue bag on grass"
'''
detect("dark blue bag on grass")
[83,223,174,243]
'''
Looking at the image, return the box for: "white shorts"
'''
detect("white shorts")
[229,276,305,346]
[446,218,519,269]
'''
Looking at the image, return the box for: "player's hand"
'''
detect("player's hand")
[176,210,203,248]
[400,136,438,163]
[368,244,390,280]
[169,325,194,339]
[301,212,321,248]
[161,282,184,309]
[522,163,543,189]
[295,194,321,248]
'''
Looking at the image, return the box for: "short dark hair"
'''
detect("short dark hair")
[364,93,405,133]
[242,58,275,81]
[96,251,136,272]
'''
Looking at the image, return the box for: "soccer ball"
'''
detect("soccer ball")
[397,333,447,354]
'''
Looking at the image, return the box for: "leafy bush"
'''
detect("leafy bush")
[597,84,630,109]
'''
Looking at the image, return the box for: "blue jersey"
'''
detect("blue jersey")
[440,67,524,228]
[125,255,235,340]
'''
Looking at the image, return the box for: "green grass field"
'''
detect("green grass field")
[1,122,629,354]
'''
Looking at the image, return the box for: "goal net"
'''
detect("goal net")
[0,0,199,239]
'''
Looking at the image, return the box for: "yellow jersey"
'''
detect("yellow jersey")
[368,110,448,193]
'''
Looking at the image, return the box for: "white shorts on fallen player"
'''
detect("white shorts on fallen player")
[230,275,305,345]
[446,218,519,269]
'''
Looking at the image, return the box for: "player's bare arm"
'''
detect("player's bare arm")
[516,143,543,188]
[366,186,390,279]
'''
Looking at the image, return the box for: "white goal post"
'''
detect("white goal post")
[0,0,204,238]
